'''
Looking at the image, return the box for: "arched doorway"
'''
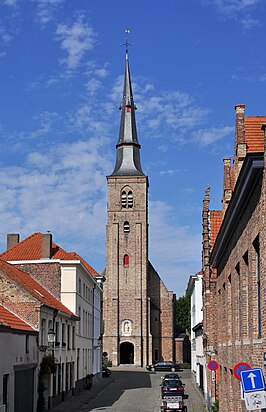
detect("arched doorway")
[120,342,134,364]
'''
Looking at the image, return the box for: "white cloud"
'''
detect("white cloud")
[0,138,112,265]
[36,0,65,26]
[1,0,17,6]
[193,126,234,146]
[201,0,263,29]
[56,15,97,70]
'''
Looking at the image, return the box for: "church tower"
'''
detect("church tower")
[103,44,152,367]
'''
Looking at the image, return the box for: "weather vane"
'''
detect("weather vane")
[120,28,133,54]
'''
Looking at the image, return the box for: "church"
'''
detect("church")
[103,46,176,367]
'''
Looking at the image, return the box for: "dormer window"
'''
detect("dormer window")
[121,189,134,209]
[124,221,130,233]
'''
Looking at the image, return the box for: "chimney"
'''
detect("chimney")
[41,233,52,259]
[234,104,247,181]
[7,233,20,250]
[222,158,232,215]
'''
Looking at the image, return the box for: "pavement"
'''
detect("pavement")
[52,367,207,412]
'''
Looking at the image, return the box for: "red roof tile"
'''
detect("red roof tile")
[210,210,223,251]
[0,232,99,277]
[0,304,35,331]
[245,116,266,153]
[0,259,76,317]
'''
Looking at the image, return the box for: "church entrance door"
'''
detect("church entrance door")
[120,342,134,364]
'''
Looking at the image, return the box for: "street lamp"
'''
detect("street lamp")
[47,329,56,347]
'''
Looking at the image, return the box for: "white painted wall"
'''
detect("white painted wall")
[60,263,102,383]
[0,329,38,412]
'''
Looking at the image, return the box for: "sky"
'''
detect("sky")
[0,0,266,297]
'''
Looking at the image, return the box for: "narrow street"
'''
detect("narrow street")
[53,367,207,412]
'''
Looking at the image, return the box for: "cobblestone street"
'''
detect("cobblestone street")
[53,367,207,412]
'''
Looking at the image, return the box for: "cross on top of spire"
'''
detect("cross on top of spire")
[120,28,133,56]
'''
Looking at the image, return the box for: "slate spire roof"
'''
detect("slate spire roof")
[111,49,144,176]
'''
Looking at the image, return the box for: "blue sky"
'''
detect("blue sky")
[0,0,265,296]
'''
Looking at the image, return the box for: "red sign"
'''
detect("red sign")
[233,362,251,380]
[208,360,219,371]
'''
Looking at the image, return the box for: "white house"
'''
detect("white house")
[0,305,38,412]
[187,272,207,399]
[0,232,104,392]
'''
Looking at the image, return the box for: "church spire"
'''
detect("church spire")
[111,29,144,176]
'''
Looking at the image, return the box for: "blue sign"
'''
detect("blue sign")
[240,368,265,393]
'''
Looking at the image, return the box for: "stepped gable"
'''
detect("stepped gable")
[0,232,99,278]
[0,304,35,331]
[245,116,266,152]
[0,259,76,317]
[210,210,223,251]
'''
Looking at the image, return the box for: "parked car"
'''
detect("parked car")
[147,361,180,372]
[161,378,185,397]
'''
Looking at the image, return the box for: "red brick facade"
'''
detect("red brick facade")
[203,105,266,410]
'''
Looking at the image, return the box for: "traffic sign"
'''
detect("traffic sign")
[244,390,266,410]
[240,368,265,393]
[233,362,251,380]
[208,360,219,371]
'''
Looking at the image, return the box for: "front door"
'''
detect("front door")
[120,342,134,364]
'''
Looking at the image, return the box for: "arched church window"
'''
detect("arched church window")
[128,191,133,208]
[121,191,127,208]
[123,254,129,266]
[124,221,130,233]
[121,189,134,209]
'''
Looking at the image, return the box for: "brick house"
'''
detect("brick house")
[103,50,176,367]
[202,105,266,411]
[0,259,78,410]
[0,232,104,395]
[0,304,38,412]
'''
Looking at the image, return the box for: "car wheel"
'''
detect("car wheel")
[171,367,175,372]
[151,367,155,372]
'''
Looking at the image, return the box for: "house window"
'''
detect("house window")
[123,254,129,266]
[67,325,71,349]
[79,279,81,294]
[124,221,130,233]
[3,374,8,406]
[62,323,66,347]
[41,319,46,345]
[253,236,261,337]
[78,307,81,335]
[55,322,59,346]
[25,335,29,353]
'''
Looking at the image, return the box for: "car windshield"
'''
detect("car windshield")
[163,379,182,386]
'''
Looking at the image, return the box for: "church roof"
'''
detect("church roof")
[111,50,144,176]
